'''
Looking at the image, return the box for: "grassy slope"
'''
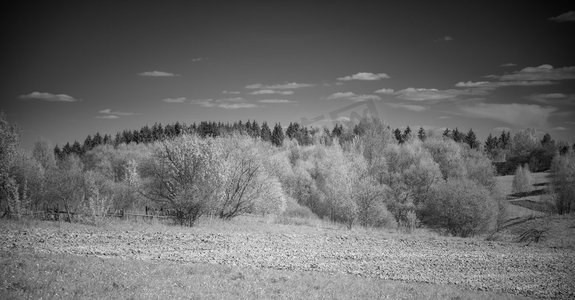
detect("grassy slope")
[0,250,525,300]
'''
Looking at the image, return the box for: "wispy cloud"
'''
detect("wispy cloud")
[162,97,187,103]
[549,11,575,22]
[222,90,241,95]
[245,82,314,89]
[434,36,453,42]
[459,103,556,128]
[527,93,575,105]
[386,103,427,112]
[19,91,79,102]
[97,108,136,119]
[191,57,203,62]
[327,92,381,102]
[500,63,517,67]
[395,88,459,101]
[138,70,179,77]
[337,72,390,81]
[374,88,395,94]
[552,126,568,131]
[249,89,294,95]
[492,64,575,81]
[258,99,297,103]
[190,97,258,109]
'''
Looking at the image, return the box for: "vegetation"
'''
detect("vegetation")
[1,112,574,237]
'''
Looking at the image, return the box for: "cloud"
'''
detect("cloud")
[327,92,381,102]
[258,99,297,103]
[138,71,179,77]
[435,36,453,42]
[98,109,135,116]
[459,103,557,128]
[222,90,241,95]
[495,64,575,81]
[552,126,567,131]
[162,97,187,103]
[245,82,314,89]
[218,103,258,109]
[500,63,517,67]
[527,93,575,105]
[549,11,575,22]
[374,88,395,94]
[96,108,135,119]
[386,103,427,112]
[249,89,294,95]
[190,97,258,109]
[395,88,460,101]
[337,72,390,81]
[191,57,203,62]
[96,115,120,119]
[19,91,79,102]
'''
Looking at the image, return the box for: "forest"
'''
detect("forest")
[1,112,574,237]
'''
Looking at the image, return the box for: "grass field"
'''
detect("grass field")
[1,172,573,299]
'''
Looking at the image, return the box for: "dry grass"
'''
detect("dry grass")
[0,250,526,300]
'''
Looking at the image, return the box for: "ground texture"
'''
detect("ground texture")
[1,218,574,299]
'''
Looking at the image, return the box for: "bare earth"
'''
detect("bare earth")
[1,218,574,299]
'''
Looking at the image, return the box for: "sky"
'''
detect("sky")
[2,1,575,149]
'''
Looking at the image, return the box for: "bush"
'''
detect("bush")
[512,164,532,195]
[421,178,496,237]
[550,151,575,214]
[464,149,497,191]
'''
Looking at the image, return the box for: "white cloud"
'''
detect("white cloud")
[258,99,296,103]
[222,90,241,95]
[395,88,459,101]
[500,63,517,67]
[374,88,395,94]
[19,91,79,102]
[327,92,356,100]
[435,36,453,42]
[337,72,390,81]
[496,64,575,81]
[527,93,575,105]
[162,97,187,103]
[96,115,120,119]
[98,109,135,116]
[386,103,427,112]
[218,103,258,109]
[190,97,258,109]
[549,11,575,22]
[191,57,203,62]
[327,92,380,102]
[459,103,557,128]
[138,71,179,77]
[249,89,294,95]
[552,126,567,131]
[245,82,314,89]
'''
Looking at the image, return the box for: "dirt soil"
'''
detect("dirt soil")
[2,219,574,299]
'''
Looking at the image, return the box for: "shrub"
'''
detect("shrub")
[512,164,532,195]
[45,155,85,222]
[550,151,575,214]
[421,178,496,237]
[464,149,497,191]
[354,177,394,228]
[423,138,467,180]
[140,135,225,226]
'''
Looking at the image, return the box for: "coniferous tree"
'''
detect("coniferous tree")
[331,124,343,138]
[402,126,412,141]
[498,131,511,150]
[484,133,498,157]
[442,128,452,139]
[71,141,83,156]
[260,122,272,142]
[465,129,479,149]
[452,128,463,143]
[417,127,426,141]
[250,120,260,138]
[93,132,103,146]
[83,135,94,152]
[393,128,403,144]
[271,123,284,147]
[54,145,64,160]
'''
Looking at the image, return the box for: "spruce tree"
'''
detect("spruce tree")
[465,129,479,149]
[417,127,426,141]
[271,123,284,147]
[393,128,403,144]
[260,122,272,142]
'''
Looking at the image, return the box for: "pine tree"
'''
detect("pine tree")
[83,135,94,152]
[393,128,403,144]
[250,121,260,138]
[54,145,64,160]
[465,129,479,149]
[452,128,463,143]
[331,124,343,137]
[71,141,83,156]
[442,128,451,139]
[499,131,511,149]
[484,133,498,156]
[271,123,284,147]
[402,126,412,142]
[260,122,272,142]
[93,132,103,146]
[417,127,426,141]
